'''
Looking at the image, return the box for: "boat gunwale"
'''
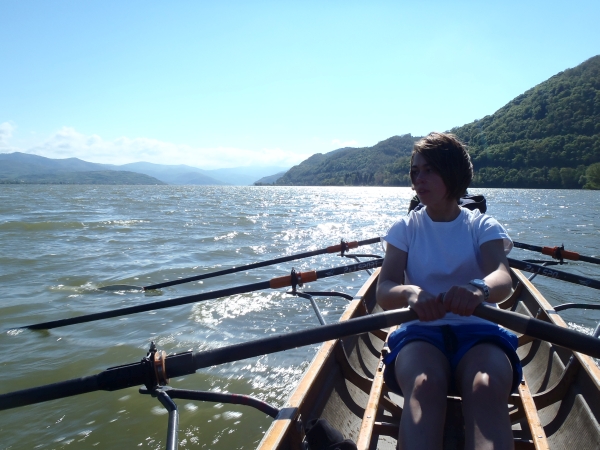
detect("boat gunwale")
[511,269,600,391]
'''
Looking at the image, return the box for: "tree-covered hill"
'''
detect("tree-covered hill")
[276,135,418,186]
[276,55,600,188]
[453,55,600,188]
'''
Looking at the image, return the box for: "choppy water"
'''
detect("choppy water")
[0,185,598,449]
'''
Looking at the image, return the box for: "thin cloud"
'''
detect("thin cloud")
[0,122,16,149]
[9,126,313,169]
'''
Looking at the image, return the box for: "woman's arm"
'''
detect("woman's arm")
[376,243,446,321]
[443,239,513,316]
[479,238,513,303]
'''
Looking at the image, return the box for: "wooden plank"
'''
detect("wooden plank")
[355,326,397,450]
[518,376,550,450]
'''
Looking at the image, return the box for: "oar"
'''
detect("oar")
[473,305,600,356]
[508,258,600,290]
[3,303,600,411]
[513,241,600,265]
[99,238,381,291]
[20,259,384,330]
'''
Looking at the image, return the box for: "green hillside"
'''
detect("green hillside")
[453,55,600,188]
[276,135,418,186]
[0,170,166,185]
[276,55,600,188]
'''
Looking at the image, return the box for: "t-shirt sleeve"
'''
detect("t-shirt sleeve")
[381,218,410,252]
[475,213,513,255]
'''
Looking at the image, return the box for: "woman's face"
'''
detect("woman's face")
[410,153,449,207]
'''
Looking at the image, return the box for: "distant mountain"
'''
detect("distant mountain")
[120,163,290,185]
[0,153,290,186]
[0,152,114,177]
[254,171,287,185]
[118,162,224,185]
[275,55,600,188]
[201,166,290,185]
[0,170,166,185]
[0,153,166,185]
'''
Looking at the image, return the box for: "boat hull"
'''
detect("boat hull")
[258,268,600,449]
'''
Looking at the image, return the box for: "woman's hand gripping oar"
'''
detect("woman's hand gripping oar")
[19,259,384,330]
[99,237,381,291]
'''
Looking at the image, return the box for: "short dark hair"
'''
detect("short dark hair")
[411,132,473,201]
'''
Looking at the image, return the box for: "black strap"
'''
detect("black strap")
[305,418,358,450]
[408,194,487,214]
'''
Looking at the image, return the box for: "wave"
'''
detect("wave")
[0,221,86,231]
[0,219,150,232]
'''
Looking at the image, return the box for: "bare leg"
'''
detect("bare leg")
[395,341,451,450]
[455,343,514,450]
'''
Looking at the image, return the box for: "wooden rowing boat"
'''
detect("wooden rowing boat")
[257,267,600,449]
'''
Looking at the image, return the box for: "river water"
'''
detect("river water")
[0,185,598,449]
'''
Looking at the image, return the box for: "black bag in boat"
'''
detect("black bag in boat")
[305,418,358,450]
[408,194,487,214]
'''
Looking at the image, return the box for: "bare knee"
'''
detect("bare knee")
[395,341,451,403]
[403,370,448,402]
[468,370,511,402]
[457,344,513,402]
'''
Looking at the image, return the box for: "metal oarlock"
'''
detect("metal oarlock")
[156,389,179,450]
[342,253,381,275]
[528,261,549,281]
[338,239,382,275]
[140,384,282,450]
[290,291,354,326]
[339,239,350,257]
[290,267,303,294]
[285,250,378,324]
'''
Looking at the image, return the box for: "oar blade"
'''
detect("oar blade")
[98,284,144,292]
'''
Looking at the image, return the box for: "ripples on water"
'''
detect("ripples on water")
[0,185,598,449]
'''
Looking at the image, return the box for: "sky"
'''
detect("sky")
[1,1,598,170]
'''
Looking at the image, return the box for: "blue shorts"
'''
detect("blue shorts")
[383,323,523,395]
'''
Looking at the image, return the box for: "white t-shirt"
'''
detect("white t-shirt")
[382,207,513,326]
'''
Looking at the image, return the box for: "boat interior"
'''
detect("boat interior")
[258,268,600,450]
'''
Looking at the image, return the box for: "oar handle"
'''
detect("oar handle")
[473,304,600,357]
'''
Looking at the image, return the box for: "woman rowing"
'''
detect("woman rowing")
[377,132,522,450]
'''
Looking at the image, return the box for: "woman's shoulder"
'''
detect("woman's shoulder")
[390,207,426,227]
[461,208,513,250]
[383,210,423,249]
[461,207,500,227]
[387,214,411,234]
